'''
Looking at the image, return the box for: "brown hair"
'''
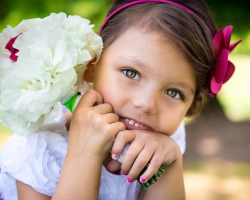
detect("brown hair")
[100,0,218,117]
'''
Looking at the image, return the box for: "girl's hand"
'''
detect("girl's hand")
[67,89,126,161]
[111,130,182,182]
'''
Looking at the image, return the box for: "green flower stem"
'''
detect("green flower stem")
[63,92,81,113]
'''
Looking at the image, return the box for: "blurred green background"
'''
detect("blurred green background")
[0,0,250,199]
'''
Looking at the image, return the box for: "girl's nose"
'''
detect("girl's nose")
[131,89,158,115]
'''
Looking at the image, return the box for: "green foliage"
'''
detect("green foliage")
[0,0,249,53]
[205,0,250,54]
[205,0,250,35]
[0,0,113,32]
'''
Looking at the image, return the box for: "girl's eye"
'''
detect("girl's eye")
[166,89,183,100]
[123,69,140,80]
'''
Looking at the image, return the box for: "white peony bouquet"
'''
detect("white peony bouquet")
[0,12,103,135]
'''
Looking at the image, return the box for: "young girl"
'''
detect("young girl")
[0,0,241,199]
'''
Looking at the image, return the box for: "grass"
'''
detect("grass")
[184,160,250,200]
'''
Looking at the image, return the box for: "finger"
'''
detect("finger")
[138,150,164,184]
[103,113,120,124]
[111,130,136,160]
[106,160,122,172]
[126,147,155,181]
[76,89,103,108]
[108,121,126,138]
[93,103,114,114]
[121,137,145,177]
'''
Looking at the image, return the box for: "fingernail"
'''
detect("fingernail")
[121,171,127,175]
[111,154,118,160]
[127,177,133,183]
[140,176,146,183]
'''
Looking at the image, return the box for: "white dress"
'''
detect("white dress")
[0,103,186,200]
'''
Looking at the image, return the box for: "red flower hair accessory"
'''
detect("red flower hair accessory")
[210,26,242,97]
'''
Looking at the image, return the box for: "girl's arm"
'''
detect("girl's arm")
[53,89,125,199]
[139,150,185,200]
[16,181,51,200]
[16,90,125,200]
[52,150,103,199]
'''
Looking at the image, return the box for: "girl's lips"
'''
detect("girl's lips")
[120,117,152,131]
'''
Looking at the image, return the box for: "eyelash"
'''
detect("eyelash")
[122,69,184,100]
[165,89,184,100]
[122,69,140,80]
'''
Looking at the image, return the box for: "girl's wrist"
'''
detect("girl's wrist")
[162,142,183,167]
[66,147,105,166]
[55,149,103,199]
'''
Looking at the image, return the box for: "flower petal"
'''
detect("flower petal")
[214,49,229,83]
[223,26,233,48]
[223,60,235,83]
[213,29,224,56]
[209,26,242,97]
[228,39,243,52]
[210,75,223,94]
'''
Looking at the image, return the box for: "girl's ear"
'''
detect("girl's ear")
[83,58,97,82]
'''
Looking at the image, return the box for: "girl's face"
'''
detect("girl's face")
[92,27,196,136]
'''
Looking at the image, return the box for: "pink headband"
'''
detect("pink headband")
[100,0,207,34]
[100,0,242,97]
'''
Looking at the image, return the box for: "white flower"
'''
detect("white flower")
[0,18,45,70]
[0,13,103,135]
[1,27,77,120]
[0,104,44,135]
[0,17,50,87]
[43,13,103,87]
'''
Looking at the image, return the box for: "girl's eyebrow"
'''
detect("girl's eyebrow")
[120,56,149,71]
[174,82,195,95]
